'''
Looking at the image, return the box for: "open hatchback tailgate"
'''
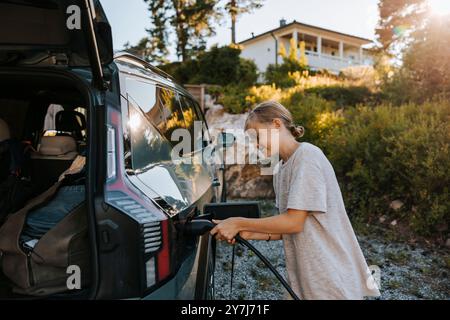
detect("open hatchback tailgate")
[0,0,113,88]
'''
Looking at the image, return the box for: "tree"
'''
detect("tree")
[143,0,220,62]
[375,0,428,54]
[224,0,264,44]
[382,15,450,103]
[124,37,169,64]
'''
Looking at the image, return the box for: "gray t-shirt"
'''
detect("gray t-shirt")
[273,142,381,300]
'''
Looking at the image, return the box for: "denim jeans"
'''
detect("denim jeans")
[21,185,85,243]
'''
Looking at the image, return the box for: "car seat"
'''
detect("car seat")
[55,110,86,142]
[30,136,78,191]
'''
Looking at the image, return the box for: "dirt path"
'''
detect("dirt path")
[214,200,450,300]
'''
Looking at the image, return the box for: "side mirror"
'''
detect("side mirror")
[203,201,261,220]
[218,132,236,148]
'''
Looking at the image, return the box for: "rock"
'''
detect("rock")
[446,238,450,248]
[205,104,276,200]
[390,220,398,226]
[225,164,275,199]
[204,94,216,110]
[379,216,386,223]
[389,200,404,211]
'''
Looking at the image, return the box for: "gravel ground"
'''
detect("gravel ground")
[213,200,450,300]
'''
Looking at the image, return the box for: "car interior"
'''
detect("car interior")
[0,73,91,298]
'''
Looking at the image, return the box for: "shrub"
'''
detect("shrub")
[281,92,338,143]
[322,100,450,236]
[160,46,258,87]
[304,85,375,107]
[265,59,309,88]
[159,60,199,85]
[237,58,259,87]
[245,84,283,106]
[215,85,252,114]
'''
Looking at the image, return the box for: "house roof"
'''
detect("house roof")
[238,21,372,45]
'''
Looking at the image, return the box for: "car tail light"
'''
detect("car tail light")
[156,219,170,281]
[104,106,172,294]
[106,125,116,180]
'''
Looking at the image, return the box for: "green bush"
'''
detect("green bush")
[159,46,258,87]
[265,58,310,88]
[281,93,338,143]
[215,85,251,114]
[159,60,199,85]
[321,101,450,236]
[237,58,259,87]
[304,85,375,108]
[280,91,449,236]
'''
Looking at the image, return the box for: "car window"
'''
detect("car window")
[178,95,203,152]
[125,78,165,132]
[126,97,172,172]
[158,88,187,147]
[192,98,211,145]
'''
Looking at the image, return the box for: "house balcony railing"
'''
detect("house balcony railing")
[304,50,371,73]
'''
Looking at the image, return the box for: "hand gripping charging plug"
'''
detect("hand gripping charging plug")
[184,218,300,300]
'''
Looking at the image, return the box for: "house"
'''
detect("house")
[239,19,374,78]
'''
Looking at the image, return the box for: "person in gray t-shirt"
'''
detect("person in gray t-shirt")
[211,101,380,300]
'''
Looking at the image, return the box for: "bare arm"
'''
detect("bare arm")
[211,209,308,241]
[239,209,308,234]
[239,231,282,241]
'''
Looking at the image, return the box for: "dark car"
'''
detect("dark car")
[0,0,226,299]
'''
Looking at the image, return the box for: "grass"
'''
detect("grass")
[385,251,411,265]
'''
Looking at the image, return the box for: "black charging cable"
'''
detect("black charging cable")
[186,220,300,300]
[234,235,300,300]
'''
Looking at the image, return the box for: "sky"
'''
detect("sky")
[101,0,381,61]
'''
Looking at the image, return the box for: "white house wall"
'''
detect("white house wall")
[240,36,277,81]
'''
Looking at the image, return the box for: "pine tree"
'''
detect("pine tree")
[224,0,265,44]
[142,0,220,62]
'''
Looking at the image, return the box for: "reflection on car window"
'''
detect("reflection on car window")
[179,95,203,152]
[158,88,186,147]
[127,98,172,172]
[125,77,156,114]
[192,98,211,145]
[125,78,165,131]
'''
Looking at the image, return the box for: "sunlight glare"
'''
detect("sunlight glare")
[428,0,450,15]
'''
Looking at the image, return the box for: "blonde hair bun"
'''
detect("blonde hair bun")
[290,125,305,139]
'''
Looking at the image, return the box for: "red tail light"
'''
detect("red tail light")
[156,219,170,281]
